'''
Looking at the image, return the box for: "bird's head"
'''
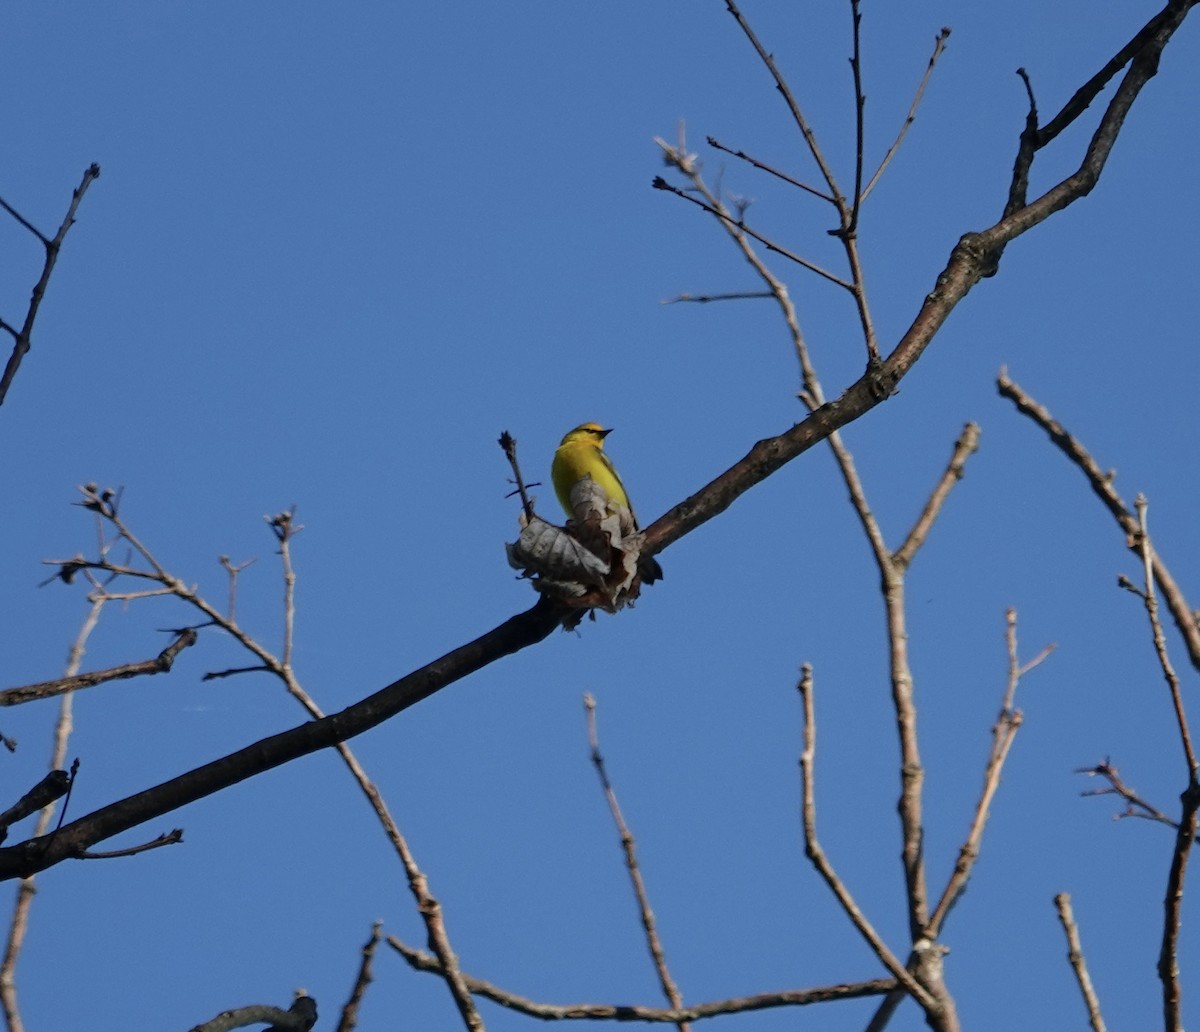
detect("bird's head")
[560,422,612,447]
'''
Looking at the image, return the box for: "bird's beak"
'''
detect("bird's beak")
[599,427,613,438]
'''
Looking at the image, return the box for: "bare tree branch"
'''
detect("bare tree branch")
[388,934,896,1021]
[0,0,1190,884]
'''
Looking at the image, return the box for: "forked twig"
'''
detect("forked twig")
[1077,760,1179,830]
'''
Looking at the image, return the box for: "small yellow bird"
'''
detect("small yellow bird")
[551,422,663,584]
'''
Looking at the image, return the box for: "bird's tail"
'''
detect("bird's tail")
[638,555,664,585]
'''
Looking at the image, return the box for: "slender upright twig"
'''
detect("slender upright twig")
[583,694,688,1032]
[335,923,382,1032]
[861,28,950,202]
[1133,497,1197,777]
[927,610,1051,933]
[892,424,981,570]
[796,667,938,1012]
[0,596,103,1032]
[846,0,866,234]
[1054,894,1106,1032]
[1132,498,1199,1032]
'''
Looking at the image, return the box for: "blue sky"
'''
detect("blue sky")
[2,3,1198,1030]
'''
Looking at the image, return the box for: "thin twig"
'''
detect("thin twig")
[1133,497,1197,777]
[661,290,774,305]
[270,509,301,674]
[335,922,382,1032]
[388,934,895,1021]
[722,0,844,204]
[796,667,937,1010]
[0,164,101,408]
[0,628,197,706]
[927,610,1049,934]
[1054,894,1106,1032]
[651,176,853,290]
[78,829,183,859]
[892,423,981,570]
[862,28,951,202]
[583,694,688,1031]
[705,137,833,202]
[219,555,256,623]
[499,432,535,521]
[846,0,866,234]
